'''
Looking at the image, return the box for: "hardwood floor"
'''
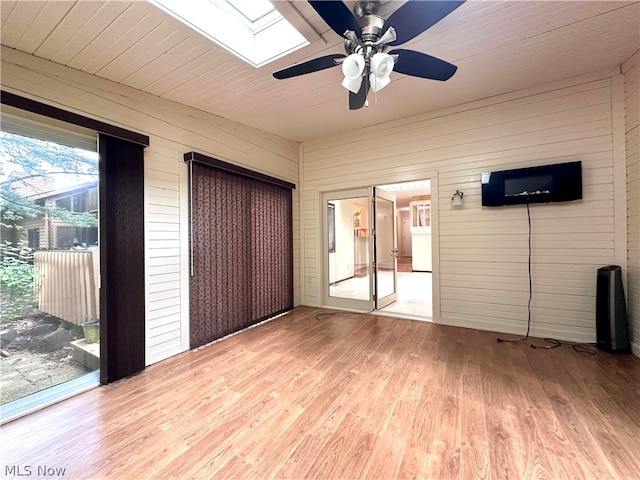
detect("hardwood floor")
[1,306,639,479]
[398,257,412,273]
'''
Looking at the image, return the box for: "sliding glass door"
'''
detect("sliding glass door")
[0,113,100,413]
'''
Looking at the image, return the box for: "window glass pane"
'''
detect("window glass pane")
[27,228,40,249]
[328,203,336,253]
[225,0,274,22]
[72,193,86,212]
[56,197,71,210]
[0,129,100,411]
[376,196,395,299]
[328,196,370,301]
[56,225,76,248]
[86,188,98,212]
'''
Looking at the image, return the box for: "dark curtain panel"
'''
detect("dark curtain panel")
[99,134,145,383]
[190,163,293,348]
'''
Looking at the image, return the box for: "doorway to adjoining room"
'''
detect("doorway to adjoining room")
[376,180,432,318]
[323,180,432,319]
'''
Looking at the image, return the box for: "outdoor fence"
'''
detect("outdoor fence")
[34,250,99,326]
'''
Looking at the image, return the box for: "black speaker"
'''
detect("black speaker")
[595,265,630,353]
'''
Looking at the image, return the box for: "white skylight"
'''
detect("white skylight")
[151,0,310,68]
[225,0,274,23]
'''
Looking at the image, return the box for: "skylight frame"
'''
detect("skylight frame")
[150,0,312,68]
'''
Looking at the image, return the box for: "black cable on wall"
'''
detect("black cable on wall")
[497,203,532,343]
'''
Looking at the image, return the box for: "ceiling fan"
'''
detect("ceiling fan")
[272,0,465,110]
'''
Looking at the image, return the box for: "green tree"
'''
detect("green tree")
[0,241,40,322]
[0,131,99,230]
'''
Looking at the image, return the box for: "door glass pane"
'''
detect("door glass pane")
[327,196,370,300]
[0,129,100,408]
[376,196,395,299]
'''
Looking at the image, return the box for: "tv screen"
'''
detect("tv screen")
[482,161,582,206]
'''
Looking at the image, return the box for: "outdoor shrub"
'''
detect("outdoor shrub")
[0,241,40,324]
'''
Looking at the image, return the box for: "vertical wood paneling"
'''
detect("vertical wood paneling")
[1,48,299,367]
[34,251,99,326]
[623,50,640,356]
[301,70,622,343]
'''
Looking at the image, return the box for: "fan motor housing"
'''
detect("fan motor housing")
[359,15,385,43]
[354,1,380,18]
[353,0,385,43]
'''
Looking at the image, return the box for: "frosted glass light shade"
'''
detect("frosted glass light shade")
[370,52,394,92]
[341,54,365,93]
[370,73,390,92]
[451,190,464,207]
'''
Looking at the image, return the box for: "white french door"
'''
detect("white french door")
[373,187,398,309]
[322,187,399,312]
[322,188,374,311]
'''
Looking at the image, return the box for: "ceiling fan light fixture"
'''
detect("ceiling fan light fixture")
[371,52,394,78]
[274,0,465,110]
[375,26,396,46]
[342,75,364,94]
[341,53,365,93]
[369,52,394,92]
[369,72,390,92]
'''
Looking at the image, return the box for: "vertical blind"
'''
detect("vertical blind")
[99,134,146,383]
[188,159,293,348]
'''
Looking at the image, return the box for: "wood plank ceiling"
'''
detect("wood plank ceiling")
[1,0,639,142]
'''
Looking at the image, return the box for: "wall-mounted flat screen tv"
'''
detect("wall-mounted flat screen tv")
[481,161,582,207]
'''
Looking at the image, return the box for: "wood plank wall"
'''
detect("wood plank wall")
[15,217,47,249]
[301,69,627,344]
[1,47,300,366]
[624,50,640,355]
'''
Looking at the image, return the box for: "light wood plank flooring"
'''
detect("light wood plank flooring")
[1,306,639,479]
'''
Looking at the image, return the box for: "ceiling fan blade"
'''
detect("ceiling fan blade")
[308,1,362,38]
[390,49,457,81]
[273,54,345,80]
[349,75,369,110]
[384,1,465,46]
